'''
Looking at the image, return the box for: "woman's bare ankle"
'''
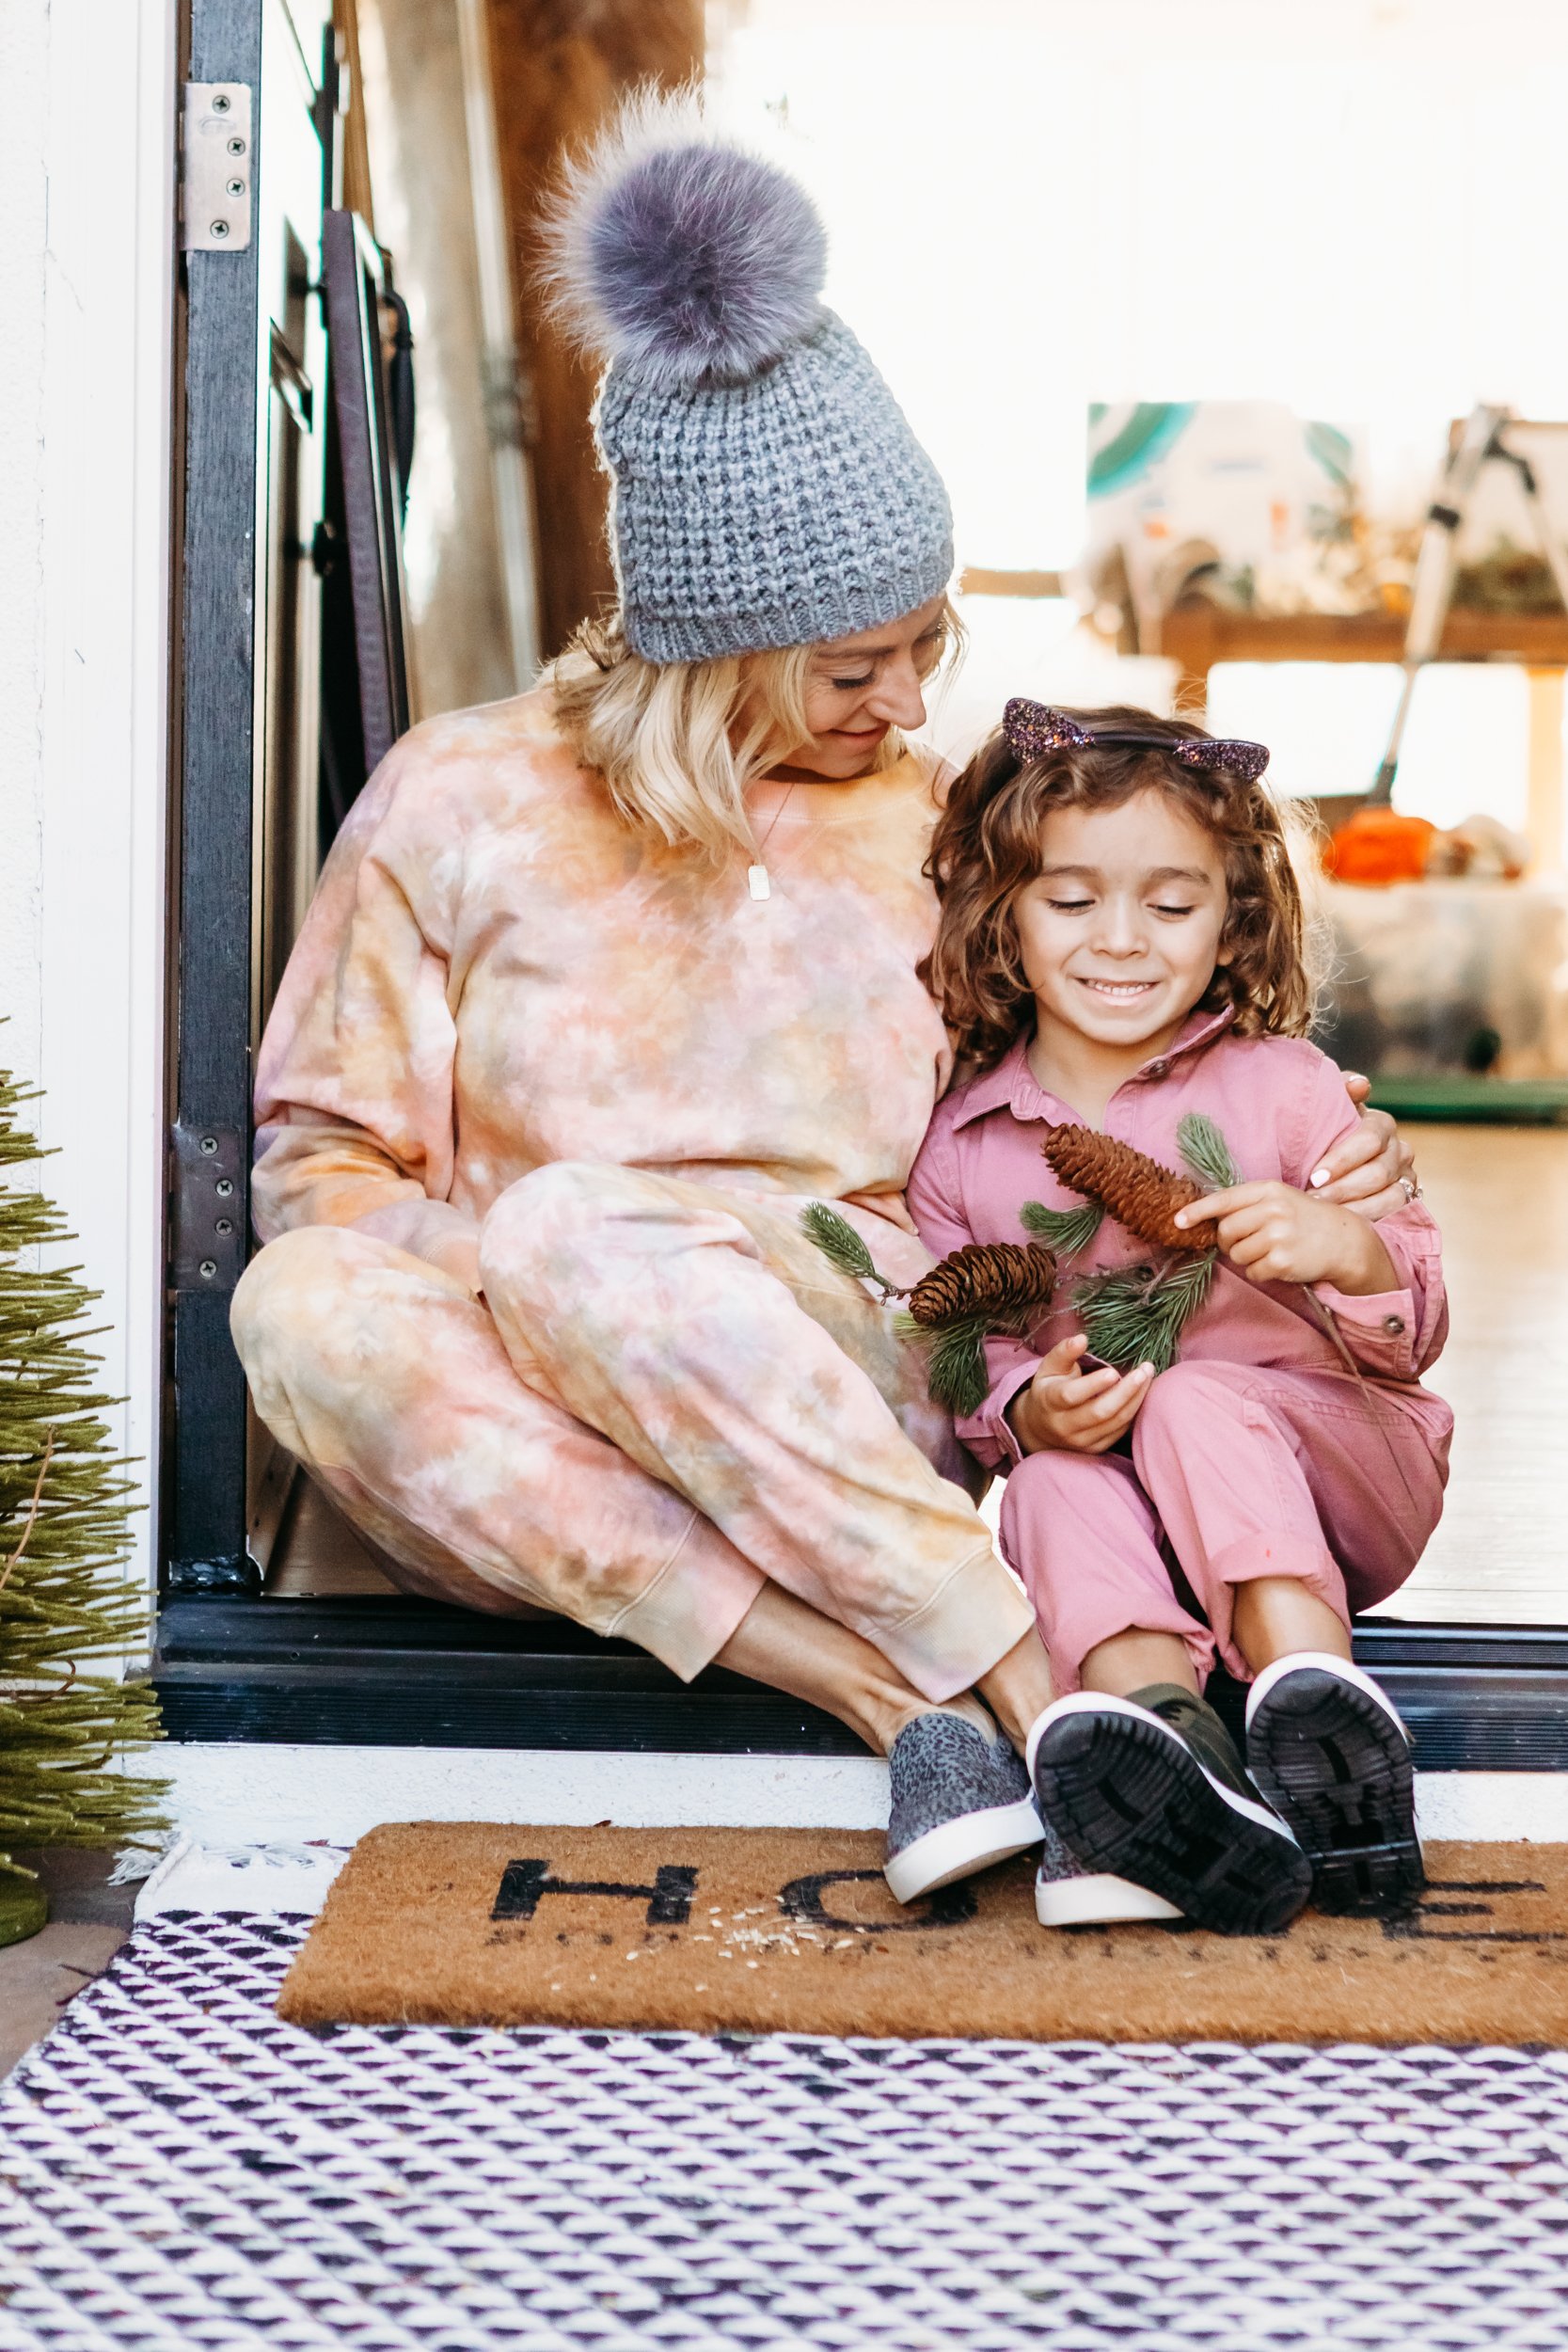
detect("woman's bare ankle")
[975,1629,1056,1750]
[877,1688,993,1756]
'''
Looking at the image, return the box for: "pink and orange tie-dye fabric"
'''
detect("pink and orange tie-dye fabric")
[233,692,1035,1691]
[250,691,955,1250]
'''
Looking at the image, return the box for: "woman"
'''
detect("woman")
[232,97,1411,1902]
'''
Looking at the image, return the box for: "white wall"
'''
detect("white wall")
[711,0,1568,571]
[0,2,50,1070]
[709,0,1568,830]
[0,0,176,1606]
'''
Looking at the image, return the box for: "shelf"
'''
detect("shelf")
[1159,605,1568,678]
[1366,1075,1568,1124]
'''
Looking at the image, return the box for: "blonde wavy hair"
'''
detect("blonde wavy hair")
[543,601,961,864]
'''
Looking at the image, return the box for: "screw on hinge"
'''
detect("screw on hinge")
[199,1260,218,1280]
[199,1135,219,1154]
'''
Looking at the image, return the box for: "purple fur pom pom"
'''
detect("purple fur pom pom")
[545,91,828,389]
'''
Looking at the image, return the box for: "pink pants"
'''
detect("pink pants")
[998,1359,1447,1692]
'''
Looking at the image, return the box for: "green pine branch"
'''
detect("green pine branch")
[1074,1249,1218,1375]
[1020,1197,1105,1258]
[919,1314,993,1419]
[800,1202,901,1298]
[1177,1110,1240,1194]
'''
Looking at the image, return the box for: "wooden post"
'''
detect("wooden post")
[484,0,705,660]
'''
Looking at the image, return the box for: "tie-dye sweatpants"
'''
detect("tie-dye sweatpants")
[231,1162,1036,1697]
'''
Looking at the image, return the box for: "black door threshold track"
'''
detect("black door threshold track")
[151,1600,1568,1768]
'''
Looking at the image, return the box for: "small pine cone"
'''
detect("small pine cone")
[907,1241,1057,1328]
[1038,1124,1203,1254]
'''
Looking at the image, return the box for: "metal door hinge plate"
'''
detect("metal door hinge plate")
[170,1123,245,1292]
[181,84,253,253]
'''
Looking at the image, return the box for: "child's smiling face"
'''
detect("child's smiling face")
[1014,787,1230,1058]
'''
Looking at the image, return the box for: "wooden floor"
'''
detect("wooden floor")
[1369,1121,1568,1624]
[270,1123,1568,1628]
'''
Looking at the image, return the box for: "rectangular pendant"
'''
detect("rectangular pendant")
[747,864,770,901]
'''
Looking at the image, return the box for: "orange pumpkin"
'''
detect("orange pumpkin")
[1322,806,1437,885]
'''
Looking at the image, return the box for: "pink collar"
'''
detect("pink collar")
[949,1004,1237,1133]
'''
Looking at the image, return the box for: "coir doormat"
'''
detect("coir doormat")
[277,1822,1568,2047]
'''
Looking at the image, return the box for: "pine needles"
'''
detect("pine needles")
[799,1203,900,1299]
[1020,1198,1104,1257]
[0,1068,166,1884]
[912,1315,994,1419]
[800,1207,1055,1417]
[1021,1112,1243,1375]
[800,1105,1244,1406]
[1177,1110,1240,1193]
[1075,1251,1217,1375]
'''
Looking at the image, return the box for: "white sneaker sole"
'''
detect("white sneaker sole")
[1035,1868,1183,1928]
[883,1795,1043,1905]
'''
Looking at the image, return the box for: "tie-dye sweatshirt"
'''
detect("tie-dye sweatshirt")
[252,690,953,1260]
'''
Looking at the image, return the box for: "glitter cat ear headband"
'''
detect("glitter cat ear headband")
[1002,698,1271,784]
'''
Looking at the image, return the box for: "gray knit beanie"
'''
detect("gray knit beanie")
[546,93,954,664]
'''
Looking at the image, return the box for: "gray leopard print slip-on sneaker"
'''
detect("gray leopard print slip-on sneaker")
[883,1710,1043,1904]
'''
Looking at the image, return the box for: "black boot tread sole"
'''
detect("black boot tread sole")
[1035,1708,1311,1936]
[1247,1668,1423,1916]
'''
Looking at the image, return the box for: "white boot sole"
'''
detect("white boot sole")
[1036,1868,1183,1928]
[1029,1690,1311,1936]
[883,1795,1043,1905]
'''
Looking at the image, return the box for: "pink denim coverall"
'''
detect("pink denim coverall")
[907,1010,1452,1692]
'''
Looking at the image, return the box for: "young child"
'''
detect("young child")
[909,700,1450,1934]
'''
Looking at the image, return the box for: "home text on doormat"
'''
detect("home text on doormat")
[277,1822,1568,2046]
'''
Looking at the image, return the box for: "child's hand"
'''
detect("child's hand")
[1174,1182,1399,1295]
[1009,1335,1155,1456]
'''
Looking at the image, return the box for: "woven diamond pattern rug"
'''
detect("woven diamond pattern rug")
[5,1911,1568,2350]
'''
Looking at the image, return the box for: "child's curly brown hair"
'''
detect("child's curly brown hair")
[922,704,1322,1067]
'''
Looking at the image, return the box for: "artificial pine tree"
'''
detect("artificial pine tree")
[0,1067,166,1947]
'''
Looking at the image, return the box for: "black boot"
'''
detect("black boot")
[1029,1681,1311,1935]
[1245,1653,1423,1915]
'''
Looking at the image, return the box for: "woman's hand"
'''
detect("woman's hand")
[1009,1335,1154,1456]
[1307,1076,1417,1219]
[1175,1181,1398,1295]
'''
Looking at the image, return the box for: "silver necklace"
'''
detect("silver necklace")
[747,777,797,901]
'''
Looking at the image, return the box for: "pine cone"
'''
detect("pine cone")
[1038,1125,1203,1254]
[907,1241,1057,1329]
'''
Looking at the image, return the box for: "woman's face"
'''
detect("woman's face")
[768,596,950,782]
